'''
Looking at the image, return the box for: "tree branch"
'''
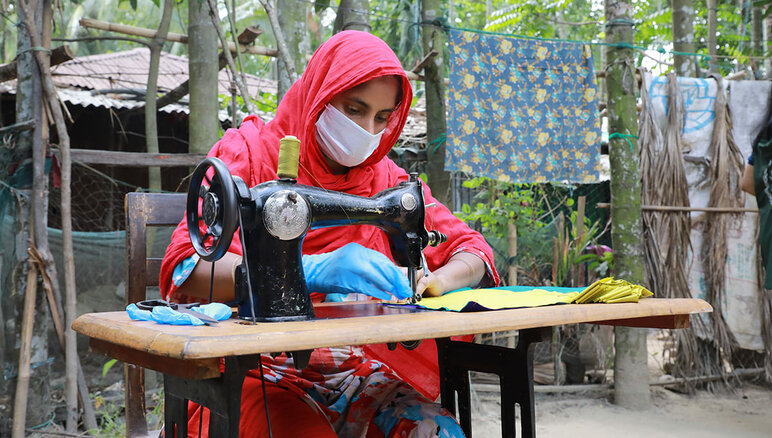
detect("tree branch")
[258,0,298,82]
[0,44,73,82]
[205,0,256,114]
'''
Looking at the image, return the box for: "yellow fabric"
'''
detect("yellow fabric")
[410,277,653,313]
[418,288,579,312]
[571,277,654,304]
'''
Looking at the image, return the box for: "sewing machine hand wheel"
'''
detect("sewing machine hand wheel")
[187,157,238,261]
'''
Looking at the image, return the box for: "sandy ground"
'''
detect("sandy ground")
[469,384,772,437]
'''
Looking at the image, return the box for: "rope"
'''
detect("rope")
[16,46,51,55]
[426,133,446,156]
[28,411,56,430]
[608,133,638,153]
[293,0,752,67]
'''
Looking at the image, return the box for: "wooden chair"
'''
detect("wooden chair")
[124,192,187,437]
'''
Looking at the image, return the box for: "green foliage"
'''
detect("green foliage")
[101,358,118,380]
[589,249,613,278]
[220,90,276,122]
[90,393,125,437]
[456,177,549,241]
[371,0,423,68]
[554,210,604,287]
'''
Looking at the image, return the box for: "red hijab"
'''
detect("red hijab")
[160,30,498,300]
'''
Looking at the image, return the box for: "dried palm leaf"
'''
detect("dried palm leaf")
[701,74,743,373]
[638,68,665,295]
[657,73,706,391]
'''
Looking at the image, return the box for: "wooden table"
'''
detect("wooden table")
[73,298,711,438]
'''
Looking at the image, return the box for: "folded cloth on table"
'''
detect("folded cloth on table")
[126,302,232,325]
[406,278,653,313]
[415,286,582,312]
[571,277,653,303]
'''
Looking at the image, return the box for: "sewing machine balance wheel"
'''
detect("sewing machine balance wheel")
[187,157,239,261]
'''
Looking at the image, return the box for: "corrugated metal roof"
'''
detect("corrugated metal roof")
[50,47,277,97]
[0,47,277,122]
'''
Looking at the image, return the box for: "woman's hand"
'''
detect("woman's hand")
[405,251,488,298]
[416,272,447,297]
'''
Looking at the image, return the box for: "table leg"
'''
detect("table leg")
[163,355,261,438]
[437,327,550,438]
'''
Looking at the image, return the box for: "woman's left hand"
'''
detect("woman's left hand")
[415,272,447,297]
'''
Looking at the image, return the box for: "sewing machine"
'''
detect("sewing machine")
[186,136,446,322]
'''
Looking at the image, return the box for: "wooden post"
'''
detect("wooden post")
[574,196,586,286]
[552,236,559,286]
[507,222,517,286]
[11,264,37,438]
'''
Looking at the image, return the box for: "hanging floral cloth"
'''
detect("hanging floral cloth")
[447,30,601,183]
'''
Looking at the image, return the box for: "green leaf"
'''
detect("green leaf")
[566,198,575,207]
[314,0,331,14]
[462,204,471,214]
[102,359,118,378]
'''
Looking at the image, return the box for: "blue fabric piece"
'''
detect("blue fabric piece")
[150,306,205,326]
[172,254,200,287]
[324,293,346,302]
[435,414,465,438]
[126,302,231,325]
[373,408,400,437]
[126,303,153,321]
[191,302,232,321]
[749,154,754,165]
[303,243,412,300]
[447,30,601,183]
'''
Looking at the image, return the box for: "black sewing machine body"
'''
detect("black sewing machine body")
[187,155,445,323]
[235,177,430,321]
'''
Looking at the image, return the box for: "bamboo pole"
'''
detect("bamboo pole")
[507,222,517,286]
[258,0,298,83]
[18,0,81,431]
[596,202,758,213]
[206,0,256,114]
[574,196,586,286]
[79,17,278,56]
[79,17,440,84]
[11,263,38,438]
[0,44,73,82]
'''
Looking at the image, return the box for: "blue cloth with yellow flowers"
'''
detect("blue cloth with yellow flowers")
[447,30,601,183]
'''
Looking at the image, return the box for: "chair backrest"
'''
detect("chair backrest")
[126,192,187,304]
[124,192,186,437]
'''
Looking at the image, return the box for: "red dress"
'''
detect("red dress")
[160,30,499,437]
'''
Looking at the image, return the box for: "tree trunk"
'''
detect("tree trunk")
[188,0,219,153]
[767,13,772,78]
[145,0,175,192]
[672,0,697,76]
[707,0,718,74]
[752,5,763,78]
[277,0,309,101]
[333,0,370,34]
[604,0,650,408]
[8,0,52,431]
[422,0,451,206]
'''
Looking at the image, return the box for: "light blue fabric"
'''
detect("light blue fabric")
[191,302,232,320]
[304,243,412,300]
[172,254,200,287]
[126,302,231,326]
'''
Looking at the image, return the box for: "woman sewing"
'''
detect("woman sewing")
[160,30,499,437]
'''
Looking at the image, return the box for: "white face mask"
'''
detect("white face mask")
[315,104,384,168]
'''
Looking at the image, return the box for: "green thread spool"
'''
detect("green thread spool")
[277,135,300,179]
